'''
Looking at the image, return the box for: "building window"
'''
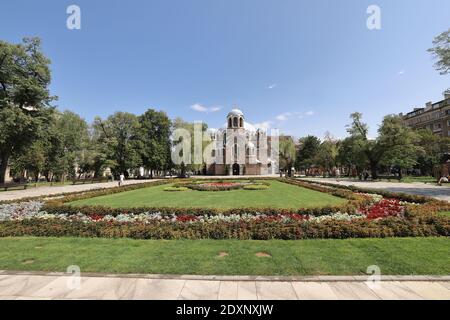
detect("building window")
[239,117,243,128]
[233,117,238,127]
[228,118,232,128]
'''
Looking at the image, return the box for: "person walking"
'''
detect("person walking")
[119,173,125,187]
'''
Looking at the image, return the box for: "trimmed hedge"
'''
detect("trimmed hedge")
[163,186,188,192]
[41,202,359,217]
[243,184,270,190]
[299,179,435,204]
[0,214,448,240]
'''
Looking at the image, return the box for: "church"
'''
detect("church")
[205,109,278,176]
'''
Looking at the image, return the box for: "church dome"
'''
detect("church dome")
[228,109,244,118]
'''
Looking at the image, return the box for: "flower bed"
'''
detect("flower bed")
[186,181,245,191]
[0,178,449,240]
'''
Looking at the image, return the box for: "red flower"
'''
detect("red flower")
[89,214,104,221]
[361,199,404,220]
[176,215,198,222]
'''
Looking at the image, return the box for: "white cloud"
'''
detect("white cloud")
[190,103,208,112]
[190,103,222,113]
[276,112,291,121]
[209,106,222,112]
[267,83,277,90]
[254,121,273,130]
[398,70,405,75]
[305,110,314,116]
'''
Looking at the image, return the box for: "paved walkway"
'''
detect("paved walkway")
[302,178,450,202]
[0,179,158,202]
[0,272,448,300]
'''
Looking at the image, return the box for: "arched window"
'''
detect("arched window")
[239,117,243,128]
[233,117,238,127]
[228,118,232,128]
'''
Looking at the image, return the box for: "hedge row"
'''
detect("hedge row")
[0,214,448,240]
[299,179,435,204]
[41,202,360,217]
[40,178,370,217]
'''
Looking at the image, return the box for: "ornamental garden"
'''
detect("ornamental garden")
[1,178,449,241]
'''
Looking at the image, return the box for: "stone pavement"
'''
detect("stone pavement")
[302,177,450,202]
[0,272,449,300]
[0,179,158,202]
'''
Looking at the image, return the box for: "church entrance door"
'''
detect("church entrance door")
[232,163,240,175]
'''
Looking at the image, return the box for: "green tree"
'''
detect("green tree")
[172,117,209,174]
[415,129,450,176]
[93,112,141,177]
[294,135,321,173]
[316,134,338,176]
[337,136,367,177]
[137,109,172,178]
[378,115,423,179]
[346,112,385,179]
[279,136,296,177]
[54,110,90,180]
[428,28,450,94]
[10,141,46,182]
[0,38,54,183]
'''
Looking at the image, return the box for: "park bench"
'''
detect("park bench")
[71,178,110,185]
[0,182,31,191]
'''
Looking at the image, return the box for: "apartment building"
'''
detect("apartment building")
[400,94,450,136]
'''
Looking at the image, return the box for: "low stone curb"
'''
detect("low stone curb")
[1,270,449,282]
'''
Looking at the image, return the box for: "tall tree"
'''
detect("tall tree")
[0,38,54,183]
[279,136,296,177]
[415,129,450,176]
[316,134,338,175]
[378,115,423,179]
[53,110,90,180]
[93,112,141,177]
[337,136,367,177]
[428,28,450,94]
[294,135,321,173]
[137,109,172,178]
[346,112,384,179]
[172,117,209,174]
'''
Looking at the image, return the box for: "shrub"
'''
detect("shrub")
[163,186,188,192]
[243,184,270,190]
[0,215,448,240]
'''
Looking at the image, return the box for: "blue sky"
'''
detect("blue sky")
[1,0,449,138]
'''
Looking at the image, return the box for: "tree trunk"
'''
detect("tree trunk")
[0,153,10,184]
[370,162,378,180]
[150,169,153,179]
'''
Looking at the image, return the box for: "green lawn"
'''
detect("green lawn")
[69,180,347,209]
[0,237,448,275]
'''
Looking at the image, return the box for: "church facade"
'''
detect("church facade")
[205,109,278,176]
